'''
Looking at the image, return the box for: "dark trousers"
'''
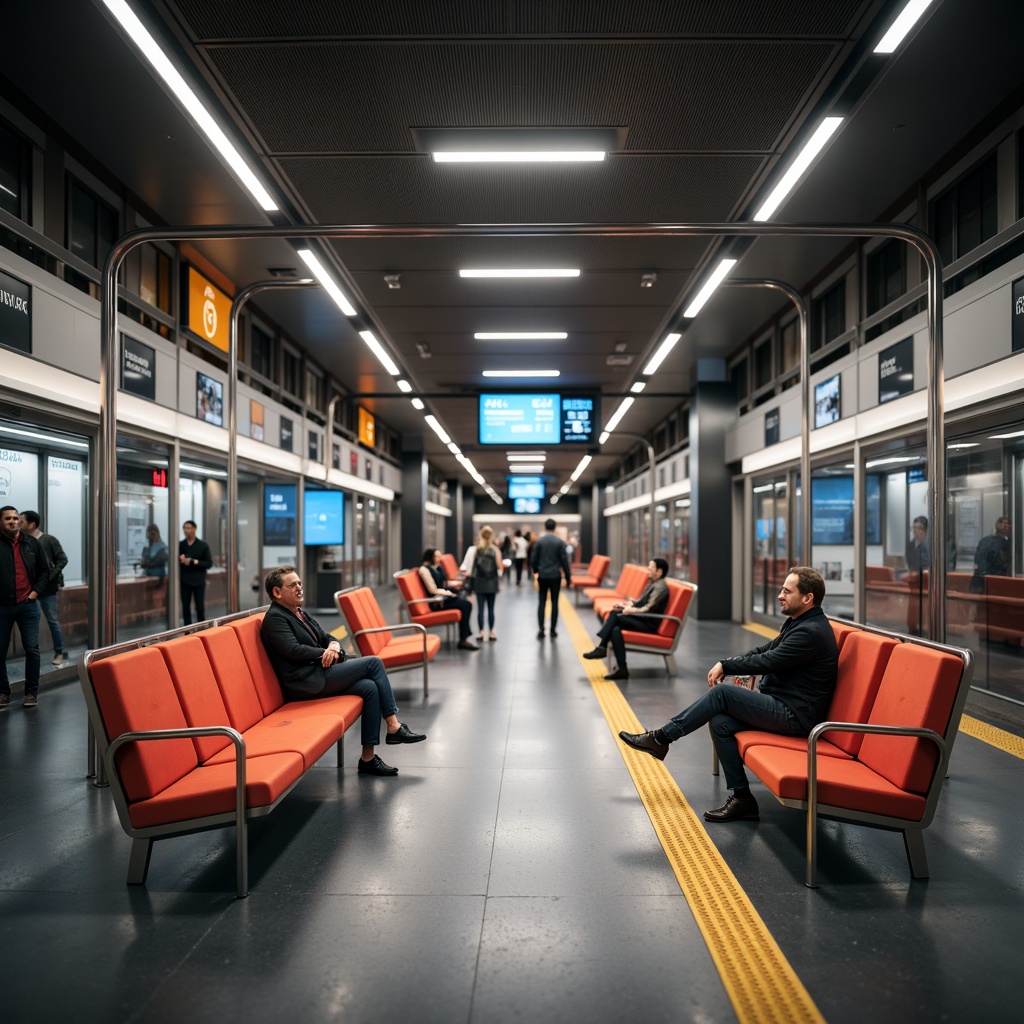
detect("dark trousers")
[306,655,399,747]
[514,558,525,584]
[537,577,562,630]
[476,592,496,630]
[661,685,805,790]
[0,599,40,696]
[441,594,473,640]
[180,582,206,625]
[597,610,658,669]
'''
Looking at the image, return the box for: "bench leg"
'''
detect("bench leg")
[709,726,719,776]
[903,829,930,879]
[422,659,429,698]
[127,838,153,885]
[663,654,677,676]
[335,732,345,767]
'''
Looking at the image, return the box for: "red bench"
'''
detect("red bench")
[440,552,465,592]
[728,618,973,887]
[606,578,697,676]
[79,610,363,898]
[590,563,649,620]
[569,554,611,603]
[394,568,461,647]
[335,586,440,697]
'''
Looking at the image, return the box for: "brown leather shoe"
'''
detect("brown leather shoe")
[703,793,760,822]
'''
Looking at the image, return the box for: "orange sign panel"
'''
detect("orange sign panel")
[187,267,232,352]
[358,407,376,448]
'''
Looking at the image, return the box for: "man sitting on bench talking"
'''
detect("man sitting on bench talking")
[260,566,426,776]
[618,566,838,822]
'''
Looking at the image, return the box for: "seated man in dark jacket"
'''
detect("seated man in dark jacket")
[259,566,426,776]
[619,566,838,823]
[583,558,671,680]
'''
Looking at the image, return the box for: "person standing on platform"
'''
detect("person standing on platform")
[512,529,528,585]
[260,567,425,776]
[419,547,479,650]
[19,510,69,667]
[618,567,838,823]
[139,523,169,577]
[905,516,930,573]
[178,520,212,625]
[460,525,503,641]
[0,505,51,709]
[530,518,571,639]
[971,516,1011,590]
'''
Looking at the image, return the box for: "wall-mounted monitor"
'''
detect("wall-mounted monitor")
[196,371,223,426]
[507,477,545,500]
[304,489,344,546]
[513,497,542,514]
[814,374,840,429]
[811,476,853,545]
[479,393,598,445]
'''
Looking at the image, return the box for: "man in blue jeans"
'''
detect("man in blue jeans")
[0,505,52,710]
[619,566,838,822]
[20,510,69,667]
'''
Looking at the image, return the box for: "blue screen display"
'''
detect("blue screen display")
[513,497,542,514]
[812,476,854,545]
[561,395,596,443]
[264,484,297,545]
[304,490,344,546]
[480,393,559,445]
[814,374,840,428]
[507,478,545,499]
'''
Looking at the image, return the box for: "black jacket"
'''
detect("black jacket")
[178,538,213,586]
[530,532,571,581]
[35,532,68,597]
[721,605,838,732]
[0,531,51,606]
[260,600,345,696]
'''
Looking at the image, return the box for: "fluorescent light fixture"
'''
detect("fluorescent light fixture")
[988,429,1024,440]
[447,442,462,455]
[423,415,451,445]
[411,398,425,410]
[507,454,546,462]
[599,431,610,444]
[0,183,16,199]
[433,150,604,163]
[604,397,635,434]
[0,426,89,449]
[475,332,567,340]
[630,381,647,393]
[753,483,774,493]
[396,379,412,393]
[358,330,401,376]
[297,250,357,316]
[509,464,545,474]
[683,259,738,318]
[180,462,227,478]
[874,0,936,54]
[460,268,580,278]
[570,455,592,482]
[947,443,980,450]
[550,494,559,504]
[482,370,559,378]
[865,456,918,468]
[642,333,681,376]
[101,0,277,212]
[560,484,571,494]
[753,117,844,221]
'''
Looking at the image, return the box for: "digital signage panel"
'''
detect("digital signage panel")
[507,477,545,500]
[814,374,841,428]
[304,490,344,546]
[479,393,559,445]
[513,497,542,514]
[561,395,596,443]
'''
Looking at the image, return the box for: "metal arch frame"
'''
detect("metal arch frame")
[97,222,945,650]
[609,431,657,564]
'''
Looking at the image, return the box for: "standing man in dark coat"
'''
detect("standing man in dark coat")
[259,566,426,776]
[618,567,838,823]
[20,510,69,667]
[0,505,51,709]
[178,520,212,625]
[530,518,571,639]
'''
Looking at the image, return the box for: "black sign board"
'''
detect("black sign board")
[332,442,341,470]
[0,268,31,353]
[1013,275,1024,353]
[120,334,156,400]
[764,407,780,447]
[280,416,293,452]
[878,336,914,404]
[308,430,319,461]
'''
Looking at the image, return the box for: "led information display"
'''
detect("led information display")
[507,477,545,500]
[479,393,598,445]
[304,490,344,546]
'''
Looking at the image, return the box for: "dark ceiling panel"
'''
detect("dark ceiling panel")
[206,40,836,155]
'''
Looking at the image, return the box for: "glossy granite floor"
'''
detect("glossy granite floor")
[1,584,1022,1024]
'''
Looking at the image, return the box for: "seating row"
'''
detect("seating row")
[726,617,974,887]
[80,610,364,898]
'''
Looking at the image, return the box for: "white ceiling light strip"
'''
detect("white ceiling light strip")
[874,0,936,54]
[433,151,604,163]
[602,396,636,438]
[475,332,567,340]
[460,269,580,278]
[358,331,401,376]
[482,370,560,378]
[683,258,738,318]
[569,455,592,482]
[297,249,358,316]
[423,415,452,445]
[101,0,278,212]
[642,333,681,376]
[752,117,844,221]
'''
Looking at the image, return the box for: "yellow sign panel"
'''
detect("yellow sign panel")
[358,407,376,448]
[187,267,232,352]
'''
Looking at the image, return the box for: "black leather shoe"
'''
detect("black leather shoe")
[457,639,480,650]
[604,667,630,680]
[550,630,558,638]
[617,729,668,760]
[703,793,760,822]
[582,646,607,660]
[358,754,398,776]
[537,630,545,639]
[385,723,426,744]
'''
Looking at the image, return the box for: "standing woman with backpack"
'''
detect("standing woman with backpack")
[460,525,503,641]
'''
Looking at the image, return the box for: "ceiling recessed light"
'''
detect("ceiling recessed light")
[507,454,546,461]
[460,269,580,278]
[683,259,738,318]
[298,249,358,316]
[630,382,647,393]
[482,370,560,378]
[475,332,567,340]
[874,0,936,54]
[508,464,545,474]
[753,118,844,221]
[411,398,425,410]
[642,334,681,376]
[358,330,400,376]
[396,379,412,393]
[434,150,604,163]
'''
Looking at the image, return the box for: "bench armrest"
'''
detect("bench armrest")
[404,595,445,606]
[352,621,430,666]
[619,612,684,628]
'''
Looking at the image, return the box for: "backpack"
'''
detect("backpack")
[476,548,498,581]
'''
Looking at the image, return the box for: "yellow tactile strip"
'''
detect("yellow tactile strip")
[563,595,825,1024]
[959,715,1024,759]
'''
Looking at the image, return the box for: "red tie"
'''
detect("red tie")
[296,609,318,642]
